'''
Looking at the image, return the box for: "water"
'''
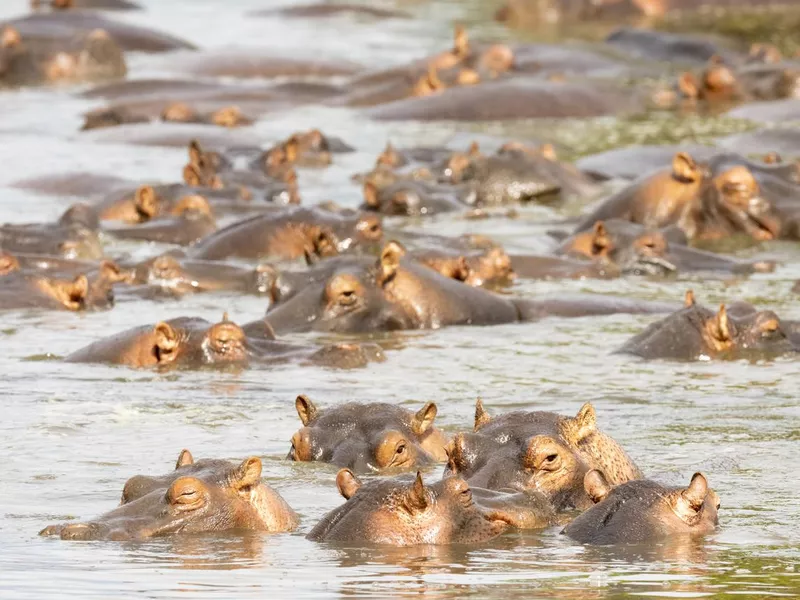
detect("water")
[1,0,799,598]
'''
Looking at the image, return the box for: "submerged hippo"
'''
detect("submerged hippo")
[260,240,677,334]
[189,207,383,262]
[557,220,774,276]
[65,315,252,368]
[32,0,143,11]
[0,25,126,86]
[307,470,546,545]
[4,11,195,53]
[0,271,111,311]
[104,195,217,246]
[41,454,298,541]
[563,471,720,545]
[0,203,102,259]
[288,396,448,473]
[617,291,798,361]
[127,253,276,298]
[444,401,641,512]
[66,314,385,369]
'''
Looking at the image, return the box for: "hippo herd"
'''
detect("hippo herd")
[2,0,798,552]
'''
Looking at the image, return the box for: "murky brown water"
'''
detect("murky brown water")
[1,0,800,598]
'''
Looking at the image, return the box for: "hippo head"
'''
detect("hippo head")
[288,395,447,473]
[361,180,465,216]
[82,260,135,309]
[100,315,251,368]
[563,471,720,545]
[306,470,512,545]
[41,454,298,540]
[33,273,91,311]
[692,165,782,241]
[183,140,230,189]
[419,247,515,287]
[264,240,518,333]
[560,220,681,277]
[211,106,253,128]
[618,292,799,360]
[161,102,201,124]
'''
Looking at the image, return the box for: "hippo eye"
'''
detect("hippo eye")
[395,444,406,456]
[339,289,357,305]
[545,454,557,463]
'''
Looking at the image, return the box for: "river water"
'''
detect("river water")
[1,0,799,598]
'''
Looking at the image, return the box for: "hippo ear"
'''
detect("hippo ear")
[474,398,491,431]
[188,140,203,166]
[445,433,469,474]
[681,472,708,511]
[684,289,696,308]
[672,152,699,183]
[453,23,469,56]
[98,260,128,284]
[572,403,597,441]
[54,274,88,310]
[335,469,362,500]
[467,141,481,157]
[1,26,22,49]
[153,322,179,363]
[175,449,194,469]
[378,241,406,285]
[591,221,610,255]
[134,185,158,220]
[284,137,299,163]
[678,72,699,98]
[295,394,319,426]
[173,194,213,218]
[363,181,379,209]
[705,304,732,348]
[763,151,782,165]
[377,142,398,167]
[183,164,201,187]
[211,105,244,128]
[403,472,430,513]
[0,251,19,275]
[540,143,557,161]
[584,470,611,504]
[233,457,262,490]
[411,402,437,435]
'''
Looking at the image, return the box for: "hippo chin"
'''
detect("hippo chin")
[41,452,298,541]
[617,291,799,361]
[444,401,641,512]
[288,395,448,473]
[563,471,720,545]
[307,470,514,546]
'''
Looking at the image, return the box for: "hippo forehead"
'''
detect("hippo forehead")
[477,411,564,443]
[125,458,240,496]
[308,403,417,443]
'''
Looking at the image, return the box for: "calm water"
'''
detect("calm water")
[1,1,799,598]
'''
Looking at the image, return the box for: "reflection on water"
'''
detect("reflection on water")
[0,0,799,598]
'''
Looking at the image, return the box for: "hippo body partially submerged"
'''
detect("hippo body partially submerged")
[41,453,298,541]
[563,471,720,545]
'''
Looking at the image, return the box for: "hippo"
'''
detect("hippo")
[160,48,361,79]
[605,28,727,65]
[83,102,255,131]
[361,179,473,216]
[0,25,125,87]
[366,79,639,121]
[4,11,195,53]
[260,240,678,334]
[288,396,448,473]
[0,204,102,259]
[66,313,385,369]
[444,401,642,512]
[251,129,353,172]
[0,271,112,311]
[439,142,595,204]
[574,152,793,243]
[32,0,142,10]
[557,220,775,276]
[617,291,799,360]
[252,3,410,19]
[496,0,664,27]
[104,195,217,246]
[575,144,719,181]
[413,246,516,288]
[10,171,132,198]
[65,315,253,368]
[563,471,720,545]
[41,454,298,541]
[307,470,548,545]
[189,207,383,262]
[127,253,276,298]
